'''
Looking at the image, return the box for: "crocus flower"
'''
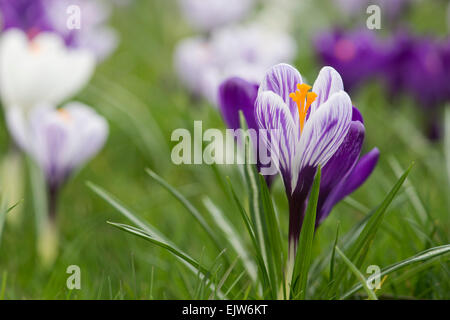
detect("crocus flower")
[383,32,450,110]
[314,29,386,92]
[177,0,254,32]
[0,0,118,60]
[174,23,296,105]
[0,29,95,111]
[382,32,450,139]
[255,63,378,252]
[218,77,276,186]
[6,102,108,218]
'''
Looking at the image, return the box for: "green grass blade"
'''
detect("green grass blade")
[291,166,321,300]
[258,174,284,287]
[444,106,450,184]
[145,168,223,252]
[335,246,377,300]
[88,182,226,298]
[238,111,283,298]
[341,244,450,299]
[329,163,413,298]
[227,177,271,295]
[0,271,7,300]
[240,120,269,271]
[329,223,340,284]
[209,256,239,300]
[87,182,162,237]
[0,200,22,247]
[203,197,257,282]
[108,222,207,274]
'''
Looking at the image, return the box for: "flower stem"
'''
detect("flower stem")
[47,185,59,222]
[288,194,306,258]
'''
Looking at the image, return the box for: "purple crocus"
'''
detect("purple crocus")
[0,0,118,60]
[6,102,108,219]
[383,32,450,109]
[255,63,378,252]
[382,32,450,139]
[218,77,276,186]
[314,29,386,92]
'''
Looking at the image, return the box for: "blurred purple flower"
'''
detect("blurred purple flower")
[0,0,118,60]
[383,31,450,110]
[174,23,296,105]
[218,77,276,186]
[6,102,108,208]
[255,63,378,251]
[177,0,254,32]
[314,29,386,92]
[0,0,51,33]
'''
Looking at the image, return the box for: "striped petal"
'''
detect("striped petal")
[310,66,344,115]
[258,63,302,118]
[292,91,352,192]
[256,90,296,185]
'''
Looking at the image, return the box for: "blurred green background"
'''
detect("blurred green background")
[0,0,448,299]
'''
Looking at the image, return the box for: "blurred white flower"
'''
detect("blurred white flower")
[178,0,254,31]
[174,23,297,105]
[6,102,108,190]
[0,29,95,111]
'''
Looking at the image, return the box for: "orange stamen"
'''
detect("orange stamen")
[289,83,317,132]
[57,109,71,122]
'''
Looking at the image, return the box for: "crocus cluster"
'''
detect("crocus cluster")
[383,32,450,109]
[0,0,118,60]
[218,64,379,253]
[315,28,450,139]
[314,29,386,92]
[0,1,112,221]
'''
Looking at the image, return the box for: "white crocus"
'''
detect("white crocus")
[6,101,108,190]
[0,29,95,112]
[174,23,297,105]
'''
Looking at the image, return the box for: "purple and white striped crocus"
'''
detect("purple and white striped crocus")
[255,63,379,252]
[6,102,108,219]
